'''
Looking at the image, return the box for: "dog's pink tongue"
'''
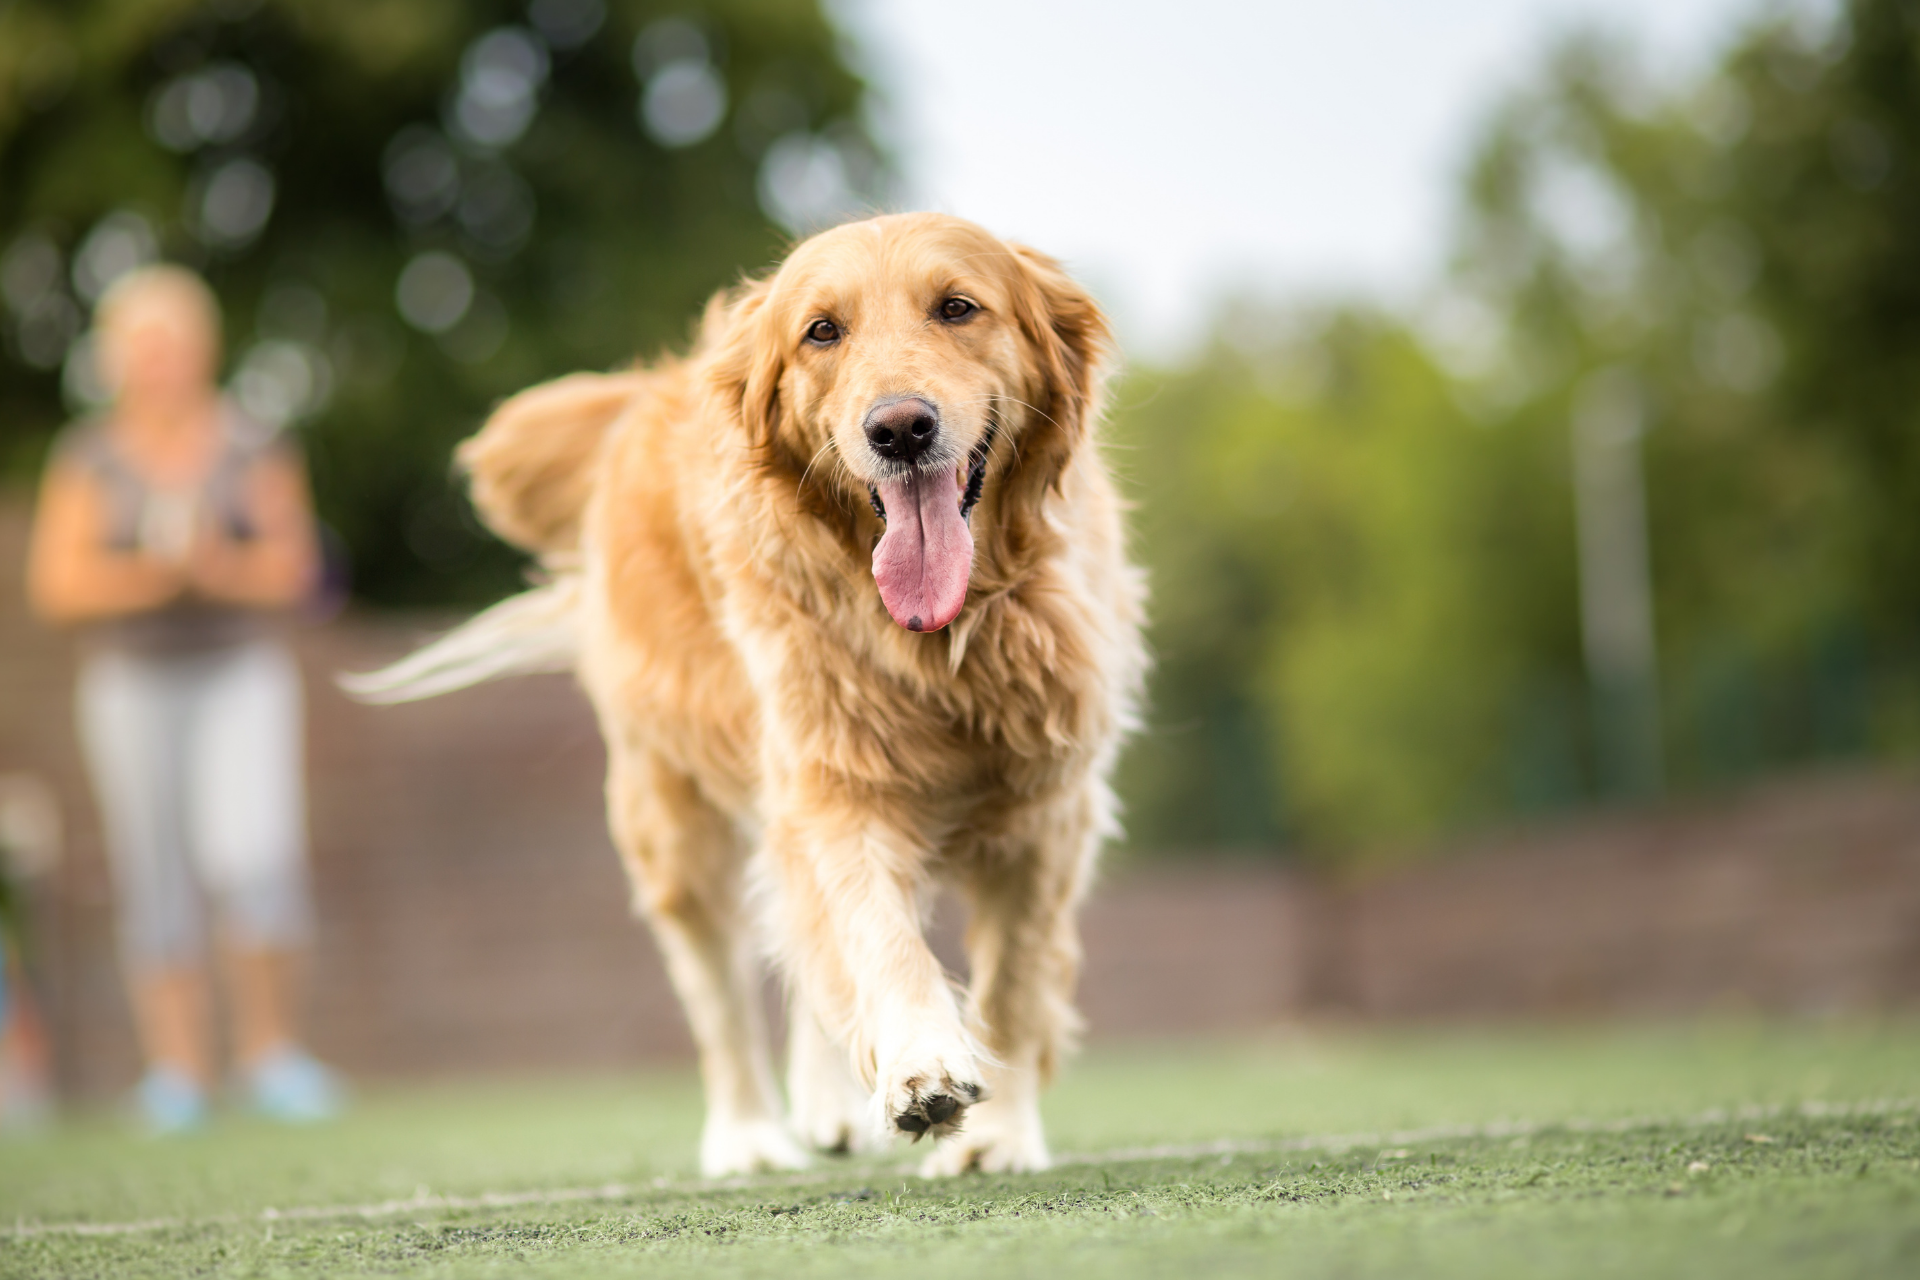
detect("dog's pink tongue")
[872,469,972,632]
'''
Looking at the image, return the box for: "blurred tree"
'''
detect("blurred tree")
[1113,1,1917,858]
[1447,12,1896,791]
[1724,0,1920,741]
[1111,310,1582,857]
[0,0,881,603]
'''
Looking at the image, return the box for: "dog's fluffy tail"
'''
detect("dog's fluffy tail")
[340,368,640,706]
[338,576,581,705]
[460,369,641,557]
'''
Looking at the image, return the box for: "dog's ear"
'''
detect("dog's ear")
[702,276,784,449]
[1006,243,1113,492]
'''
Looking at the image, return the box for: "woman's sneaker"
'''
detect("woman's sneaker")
[135,1067,208,1135]
[245,1047,344,1123]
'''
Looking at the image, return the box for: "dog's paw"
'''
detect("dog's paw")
[792,1101,880,1157]
[790,1043,880,1156]
[700,1116,812,1178]
[916,1092,1050,1177]
[876,1043,985,1143]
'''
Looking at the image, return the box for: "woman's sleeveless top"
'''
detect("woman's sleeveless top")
[54,403,292,656]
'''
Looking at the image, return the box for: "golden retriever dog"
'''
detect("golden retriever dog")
[351,212,1145,1177]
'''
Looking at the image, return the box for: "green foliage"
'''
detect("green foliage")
[1112,312,1582,854]
[1115,1,1920,856]
[1449,16,1891,782]
[0,0,878,603]
[1729,0,1920,643]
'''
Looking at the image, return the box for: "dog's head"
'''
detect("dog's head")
[706,213,1110,633]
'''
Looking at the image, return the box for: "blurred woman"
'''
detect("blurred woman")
[25,265,341,1132]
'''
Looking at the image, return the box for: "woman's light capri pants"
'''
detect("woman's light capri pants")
[77,640,312,966]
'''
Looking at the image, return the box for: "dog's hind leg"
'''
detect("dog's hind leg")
[786,989,876,1155]
[608,747,808,1177]
[918,792,1101,1177]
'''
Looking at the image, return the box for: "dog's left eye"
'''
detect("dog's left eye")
[938,297,976,321]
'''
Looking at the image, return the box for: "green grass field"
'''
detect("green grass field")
[4,1021,1917,1278]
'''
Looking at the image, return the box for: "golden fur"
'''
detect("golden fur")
[429,213,1144,1176]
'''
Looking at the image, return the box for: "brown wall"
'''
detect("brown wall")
[3,497,1917,1101]
[1331,772,1920,1019]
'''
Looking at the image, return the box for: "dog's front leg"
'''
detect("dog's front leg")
[919,792,1100,1176]
[607,747,807,1178]
[768,814,984,1144]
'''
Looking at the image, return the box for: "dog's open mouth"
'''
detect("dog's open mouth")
[868,429,993,633]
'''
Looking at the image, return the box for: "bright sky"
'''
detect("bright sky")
[834,0,1788,357]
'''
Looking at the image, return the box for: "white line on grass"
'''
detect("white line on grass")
[7,1096,1912,1239]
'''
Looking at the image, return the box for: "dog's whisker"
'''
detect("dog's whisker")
[990,393,1060,431]
[987,396,1028,470]
[797,436,839,497]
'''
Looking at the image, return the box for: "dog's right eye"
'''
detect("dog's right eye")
[805,318,840,345]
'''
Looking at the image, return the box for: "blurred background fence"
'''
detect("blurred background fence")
[4,0,1920,1098]
[7,497,1917,1099]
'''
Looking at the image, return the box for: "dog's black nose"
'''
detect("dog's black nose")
[864,397,940,464]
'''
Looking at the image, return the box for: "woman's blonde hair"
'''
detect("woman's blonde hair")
[93,263,223,349]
